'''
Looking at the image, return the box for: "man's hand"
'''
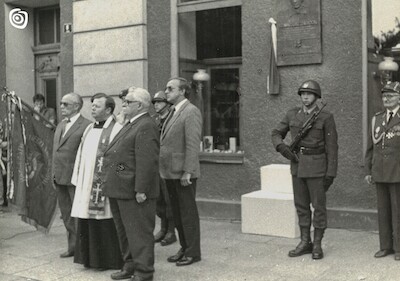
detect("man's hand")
[181,172,192,186]
[136,192,147,203]
[276,144,298,162]
[365,175,373,185]
[323,176,334,192]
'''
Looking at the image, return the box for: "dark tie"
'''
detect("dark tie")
[60,118,70,140]
[388,112,394,124]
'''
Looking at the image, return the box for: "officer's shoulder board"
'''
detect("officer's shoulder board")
[374,110,385,117]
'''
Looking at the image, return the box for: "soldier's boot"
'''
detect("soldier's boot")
[288,227,313,257]
[312,228,325,260]
[154,219,168,243]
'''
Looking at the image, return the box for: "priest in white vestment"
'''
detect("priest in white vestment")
[71,93,123,270]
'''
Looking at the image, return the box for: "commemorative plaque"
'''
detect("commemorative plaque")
[276,0,322,66]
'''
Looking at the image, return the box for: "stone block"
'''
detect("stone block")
[74,26,146,65]
[241,190,299,238]
[241,164,299,238]
[260,164,292,193]
[73,0,145,32]
[74,60,146,97]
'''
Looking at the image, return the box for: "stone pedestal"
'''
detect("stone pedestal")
[241,164,299,238]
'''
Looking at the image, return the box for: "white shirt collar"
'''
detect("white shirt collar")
[387,106,400,117]
[174,98,188,114]
[67,113,80,124]
[129,112,147,123]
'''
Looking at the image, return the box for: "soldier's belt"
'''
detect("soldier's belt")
[299,146,325,155]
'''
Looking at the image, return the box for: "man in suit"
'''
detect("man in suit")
[365,81,400,261]
[103,87,160,281]
[271,80,338,260]
[53,93,91,258]
[160,77,203,266]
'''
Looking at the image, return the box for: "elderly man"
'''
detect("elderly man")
[71,93,123,270]
[365,81,400,261]
[53,93,91,258]
[103,87,160,281]
[160,77,203,266]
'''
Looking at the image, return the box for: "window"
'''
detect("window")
[177,3,242,156]
[35,7,60,46]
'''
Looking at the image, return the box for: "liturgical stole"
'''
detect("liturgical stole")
[88,119,116,215]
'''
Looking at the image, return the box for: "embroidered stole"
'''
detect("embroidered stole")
[88,119,116,215]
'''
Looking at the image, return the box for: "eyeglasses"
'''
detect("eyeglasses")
[123,99,140,105]
[382,94,400,99]
[165,86,176,92]
[60,101,75,107]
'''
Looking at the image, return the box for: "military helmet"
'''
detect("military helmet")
[298,80,321,98]
[152,91,169,104]
[381,81,400,94]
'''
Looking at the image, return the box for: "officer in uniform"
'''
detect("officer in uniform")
[365,81,400,261]
[152,91,177,246]
[271,80,338,259]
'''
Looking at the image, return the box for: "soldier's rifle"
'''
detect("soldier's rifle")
[289,101,327,154]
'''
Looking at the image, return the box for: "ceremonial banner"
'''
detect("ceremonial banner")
[0,97,7,205]
[267,18,280,95]
[7,92,57,233]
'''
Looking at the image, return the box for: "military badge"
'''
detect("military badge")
[386,132,395,139]
[375,126,380,134]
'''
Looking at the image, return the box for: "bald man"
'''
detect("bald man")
[52,93,91,258]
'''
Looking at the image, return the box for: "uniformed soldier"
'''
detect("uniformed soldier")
[152,91,177,246]
[365,81,400,261]
[271,80,338,259]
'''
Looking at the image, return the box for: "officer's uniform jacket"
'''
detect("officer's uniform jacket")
[365,110,400,183]
[271,106,338,178]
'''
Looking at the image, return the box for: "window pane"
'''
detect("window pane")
[196,6,241,59]
[45,79,57,111]
[208,68,240,150]
[56,8,60,43]
[38,9,55,44]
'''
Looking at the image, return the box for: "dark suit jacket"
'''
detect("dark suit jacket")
[102,113,160,199]
[159,101,202,179]
[365,110,400,183]
[52,115,91,185]
[271,106,338,178]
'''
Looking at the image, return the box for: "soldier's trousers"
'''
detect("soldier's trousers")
[376,182,400,252]
[156,177,175,231]
[292,176,327,229]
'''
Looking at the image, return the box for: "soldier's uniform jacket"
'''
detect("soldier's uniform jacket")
[272,106,338,178]
[365,110,400,183]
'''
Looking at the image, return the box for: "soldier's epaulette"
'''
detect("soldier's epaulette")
[374,111,385,116]
[291,107,302,114]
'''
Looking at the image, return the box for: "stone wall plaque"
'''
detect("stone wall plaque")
[276,0,322,66]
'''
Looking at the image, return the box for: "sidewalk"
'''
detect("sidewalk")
[1,205,400,281]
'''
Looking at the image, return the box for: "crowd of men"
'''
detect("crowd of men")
[51,78,202,281]
[2,78,400,281]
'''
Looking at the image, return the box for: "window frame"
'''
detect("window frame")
[172,0,244,163]
[34,5,60,46]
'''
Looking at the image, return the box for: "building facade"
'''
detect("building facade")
[0,0,392,230]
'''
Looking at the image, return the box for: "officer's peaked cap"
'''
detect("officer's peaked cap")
[382,81,400,94]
